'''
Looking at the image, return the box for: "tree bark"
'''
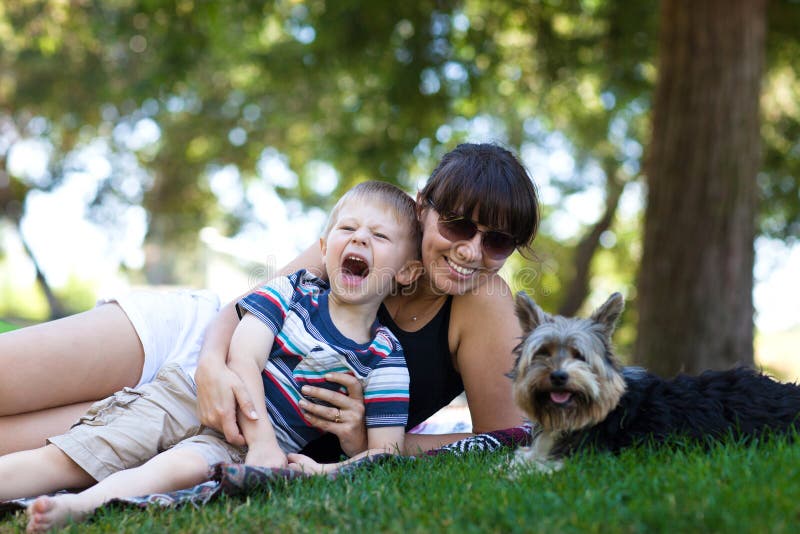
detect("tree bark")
[635,0,765,376]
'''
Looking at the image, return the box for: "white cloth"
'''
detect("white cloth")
[97,289,220,385]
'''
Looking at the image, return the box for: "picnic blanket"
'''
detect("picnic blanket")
[0,425,531,517]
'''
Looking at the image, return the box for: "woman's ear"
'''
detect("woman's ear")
[395,260,424,286]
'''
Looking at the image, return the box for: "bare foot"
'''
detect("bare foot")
[26,495,90,533]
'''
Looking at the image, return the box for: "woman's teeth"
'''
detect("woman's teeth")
[446,257,475,276]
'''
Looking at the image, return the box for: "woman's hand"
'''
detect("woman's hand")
[298,372,367,457]
[194,356,258,447]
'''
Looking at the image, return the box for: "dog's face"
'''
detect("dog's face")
[509,292,627,433]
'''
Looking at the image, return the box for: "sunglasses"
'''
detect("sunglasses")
[426,199,517,260]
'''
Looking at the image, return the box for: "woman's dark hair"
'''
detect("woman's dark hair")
[419,143,540,254]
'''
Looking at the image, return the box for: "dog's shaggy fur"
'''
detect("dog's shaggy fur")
[509,292,800,472]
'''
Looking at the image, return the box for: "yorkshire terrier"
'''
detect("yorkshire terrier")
[509,291,800,472]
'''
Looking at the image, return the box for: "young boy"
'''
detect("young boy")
[0,181,422,532]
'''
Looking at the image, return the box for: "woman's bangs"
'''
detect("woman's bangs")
[421,143,540,250]
[430,168,537,247]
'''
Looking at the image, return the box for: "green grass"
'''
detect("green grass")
[3,439,799,533]
[0,320,18,333]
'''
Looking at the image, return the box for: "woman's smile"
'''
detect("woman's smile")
[445,256,476,278]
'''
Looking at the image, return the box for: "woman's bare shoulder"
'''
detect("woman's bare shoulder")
[451,274,516,315]
[449,274,520,339]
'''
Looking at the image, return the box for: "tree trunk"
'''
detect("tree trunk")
[4,212,68,320]
[143,215,180,285]
[18,228,68,319]
[635,0,764,376]
[558,165,625,317]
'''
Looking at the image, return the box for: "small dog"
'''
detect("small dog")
[509,291,800,472]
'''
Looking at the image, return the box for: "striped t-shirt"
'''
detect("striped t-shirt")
[237,269,409,453]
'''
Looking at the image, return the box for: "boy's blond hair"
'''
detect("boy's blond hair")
[323,181,421,259]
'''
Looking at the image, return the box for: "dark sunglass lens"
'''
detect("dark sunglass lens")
[439,218,478,241]
[484,232,516,258]
[435,204,516,259]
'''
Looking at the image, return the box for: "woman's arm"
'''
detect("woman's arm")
[287,426,404,474]
[195,243,324,445]
[193,304,252,446]
[452,275,525,433]
[402,275,524,455]
[402,432,475,455]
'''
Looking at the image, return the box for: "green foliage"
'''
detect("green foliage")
[0,319,18,333]
[53,274,101,314]
[3,440,800,532]
[0,269,50,320]
[1,1,464,279]
[0,258,97,321]
[507,232,573,314]
[1,0,799,301]
[763,0,800,243]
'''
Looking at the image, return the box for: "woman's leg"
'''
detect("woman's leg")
[0,401,94,455]
[0,304,144,415]
[26,447,211,532]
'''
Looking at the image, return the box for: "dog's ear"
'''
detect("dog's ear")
[590,292,625,337]
[515,291,550,333]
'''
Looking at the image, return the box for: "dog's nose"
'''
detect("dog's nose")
[550,370,569,387]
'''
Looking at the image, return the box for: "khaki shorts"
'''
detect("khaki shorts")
[49,364,245,481]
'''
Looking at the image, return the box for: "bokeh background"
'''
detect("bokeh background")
[1,0,798,378]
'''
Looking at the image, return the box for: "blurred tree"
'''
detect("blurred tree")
[451,0,656,314]
[1,0,799,336]
[0,0,227,307]
[0,1,460,303]
[761,0,800,243]
[636,0,765,375]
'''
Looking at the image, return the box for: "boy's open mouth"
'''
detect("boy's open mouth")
[341,255,370,279]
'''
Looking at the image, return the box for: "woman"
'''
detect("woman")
[0,143,539,459]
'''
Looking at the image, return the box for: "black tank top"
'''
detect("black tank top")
[299,296,465,461]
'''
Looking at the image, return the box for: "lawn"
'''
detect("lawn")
[1,316,797,532]
[0,320,18,333]
[2,439,799,533]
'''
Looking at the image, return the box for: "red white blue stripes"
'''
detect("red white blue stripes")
[238,270,409,453]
